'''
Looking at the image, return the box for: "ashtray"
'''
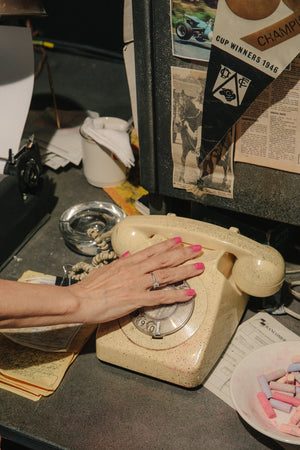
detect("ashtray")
[59,201,126,255]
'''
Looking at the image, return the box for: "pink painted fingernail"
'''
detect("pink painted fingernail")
[190,245,202,252]
[185,289,196,297]
[121,251,130,258]
[172,237,182,244]
[194,262,205,270]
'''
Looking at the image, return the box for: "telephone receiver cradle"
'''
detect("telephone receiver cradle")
[96,215,285,388]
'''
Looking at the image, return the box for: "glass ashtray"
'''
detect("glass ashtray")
[59,201,126,255]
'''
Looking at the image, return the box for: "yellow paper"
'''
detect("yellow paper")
[0,271,97,400]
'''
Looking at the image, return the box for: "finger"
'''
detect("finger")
[120,251,130,258]
[133,285,197,308]
[140,244,203,274]
[144,262,205,290]
[115,237,183,265]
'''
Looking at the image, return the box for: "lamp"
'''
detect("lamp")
[0,0,46,16]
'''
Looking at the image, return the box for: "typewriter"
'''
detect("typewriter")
[0,136,55,269]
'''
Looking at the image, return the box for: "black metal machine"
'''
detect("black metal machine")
[0,137,55,269]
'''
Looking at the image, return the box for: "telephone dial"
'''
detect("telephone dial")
[96,215,285,388]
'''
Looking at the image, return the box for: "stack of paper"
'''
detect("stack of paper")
[0,324,96,401]
[0,271,96,401]
[24,109,98,170]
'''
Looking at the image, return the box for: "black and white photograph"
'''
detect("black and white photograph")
[171,66,234,198]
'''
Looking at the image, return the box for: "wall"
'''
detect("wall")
[31,0,124,54]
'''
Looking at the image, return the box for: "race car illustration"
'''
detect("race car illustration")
[175,14,214,42]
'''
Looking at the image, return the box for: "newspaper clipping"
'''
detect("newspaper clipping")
[171,66,234,198]
[234,55,300,174]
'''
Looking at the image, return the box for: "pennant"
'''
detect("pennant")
[200,0,300,164]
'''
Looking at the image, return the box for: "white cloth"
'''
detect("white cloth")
[82,117,135,168]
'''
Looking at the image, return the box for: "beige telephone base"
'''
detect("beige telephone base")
[96,215,285,388]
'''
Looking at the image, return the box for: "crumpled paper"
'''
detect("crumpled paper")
[81,117,135,168]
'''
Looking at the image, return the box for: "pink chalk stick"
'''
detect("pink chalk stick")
[269,381,295,394]
[289,410,300,425]
[276,374,288,383]
[271,390,294,397]
[257,391,276,418]
[294,372,300,384]
[280,423,300,437]
[272,391,300,407]
[265,368,286,382]
[287,373,295,384]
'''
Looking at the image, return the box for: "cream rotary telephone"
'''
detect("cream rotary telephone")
[96,215,285,388]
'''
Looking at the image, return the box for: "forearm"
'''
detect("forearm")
[0,238,204,329]
[0,279,80,328]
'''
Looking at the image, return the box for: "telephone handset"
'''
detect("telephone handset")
[96,215,285,387]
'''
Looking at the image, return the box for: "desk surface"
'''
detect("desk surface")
[0,52,299,450]
[0,167,299,450]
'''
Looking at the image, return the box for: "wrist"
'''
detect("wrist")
[66,283,91,324]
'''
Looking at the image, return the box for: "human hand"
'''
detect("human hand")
[69,237,204,324]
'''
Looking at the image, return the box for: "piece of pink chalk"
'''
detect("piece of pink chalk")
[271,390,294,397]
[272,391,300,407]
[287,373,295,384]
[280,423,300,437]
[257,391,276,418]
[265,368,286,382]
[289,409,300,425]
[292,355,300,364]
[294,372,300,384]
[276,374,288,383]
[269,381,295,394]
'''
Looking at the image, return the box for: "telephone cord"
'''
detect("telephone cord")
[283,280,300,320]
[285,266,300,320]
[67,228,117,281]
[271,268,300,320]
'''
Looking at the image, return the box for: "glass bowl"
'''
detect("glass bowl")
[59,201,126,255]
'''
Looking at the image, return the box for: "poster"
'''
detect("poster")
[171,0,218,62]
[200,0,300,163]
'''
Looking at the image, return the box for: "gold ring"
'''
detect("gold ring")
[151,272,160,289]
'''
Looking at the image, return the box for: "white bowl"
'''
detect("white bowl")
[99,116,129,131]
[230,341,300,446]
